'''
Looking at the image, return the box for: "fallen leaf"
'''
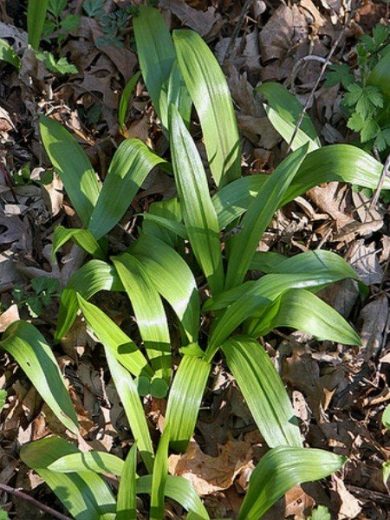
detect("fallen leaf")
[168,439,253,495]
[0,304,20,333]
[332,475,362,519]
[359,295,389,359]
[160,0,223,38]
[349,240,384,285]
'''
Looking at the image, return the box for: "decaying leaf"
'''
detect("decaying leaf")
[168,439,253,495]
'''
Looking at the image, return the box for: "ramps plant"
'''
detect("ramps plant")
[2,6,390,519]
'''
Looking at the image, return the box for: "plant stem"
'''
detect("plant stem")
[0,482,72,520]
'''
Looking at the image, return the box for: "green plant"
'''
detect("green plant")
[325,23,390,152]
[12,277,60,318]
[83,0,135,48]
[2,6,390,519]
[42,0,80,45]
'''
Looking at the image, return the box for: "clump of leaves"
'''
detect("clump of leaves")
[83,0,134,48]
[12,277,60,318]
[1,6,390,520]
[325,24,390,152]
[42,0,80,45]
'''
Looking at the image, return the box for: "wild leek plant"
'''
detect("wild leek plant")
[2,6,390,519]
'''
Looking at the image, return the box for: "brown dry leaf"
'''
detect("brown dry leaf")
[259,5,308,62]
[284,484,315,518]
[349,240,384,285]
[160,0,223,38]
[42,173,64,217]
[168,439,253,495]
[0,304,19,332]
[332,475,362,519]
[308,182,352,226]
[359,295,389,359]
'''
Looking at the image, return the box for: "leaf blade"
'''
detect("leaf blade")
[0,322,79,434]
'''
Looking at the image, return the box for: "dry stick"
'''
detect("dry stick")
[224,0,253,62]
[286,16,351,154]
[369,151,390,210]
[289,55,327,94]
[0,482,72,520]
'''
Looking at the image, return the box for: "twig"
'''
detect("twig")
[289,55,327,94]
[0,482,72,520]
[286,11,352,154]
[369,151,390,210]
[224,0,253,62]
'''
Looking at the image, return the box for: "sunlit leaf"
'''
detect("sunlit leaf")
[113,253,171,379]
[169,104,224,294]
[0,322,78,434]
[21,436,116,520]
[117,444,138,520]
[165,355,210,452]
[258,82,321,151]
[27,0,49,49]
[174,29,241,186]
[40,116,100,226]
[88,139,167,239]
[225,144,308,289]
[238,446,345,519]
[222,336,302,448]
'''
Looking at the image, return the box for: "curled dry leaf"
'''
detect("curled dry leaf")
[332,475,362,519]
[349,240,384,285]
[0,304,20,333]
[160,0,223,39]
[168,439,253,495]
[359,294,389,359]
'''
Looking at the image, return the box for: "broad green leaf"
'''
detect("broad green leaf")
[174,29,241,186]
[167,60,192,128]
[52,226,105,260]
[238,446,345,519]
[40,116,100,226]
[88,139,167,239]
[258,82,321,151]
[141,197,182,247]
[27,0,49,49]
[206,270,358,359]
[113,253,171,379]
[104,346,154,472]
[138,476,210,519]
[225,144,308,289]
[206,248,358,313]
[56,260,123,341]
[222,336,302,448]
[165,355,210,452]
[49,451,124,476]
[21,436,116,520]
[169,104,224,294]
[213,174,266,230]
[133,6,175,127]
[284,145,388,201]
[214,145,388,230]
[368,45,390,98]
[118,71,141,131]
[131,234,200,344]
[151,428,170,520]
[117,444,137,520]
[249,251,288,272]
[49,451,209,519]
[0,38,20,68]
[0,322,78,434]
[142,213,187,240]
[77,295,152,378]
[253,288,360,344]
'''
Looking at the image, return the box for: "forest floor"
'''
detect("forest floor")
[0,0,389,518]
